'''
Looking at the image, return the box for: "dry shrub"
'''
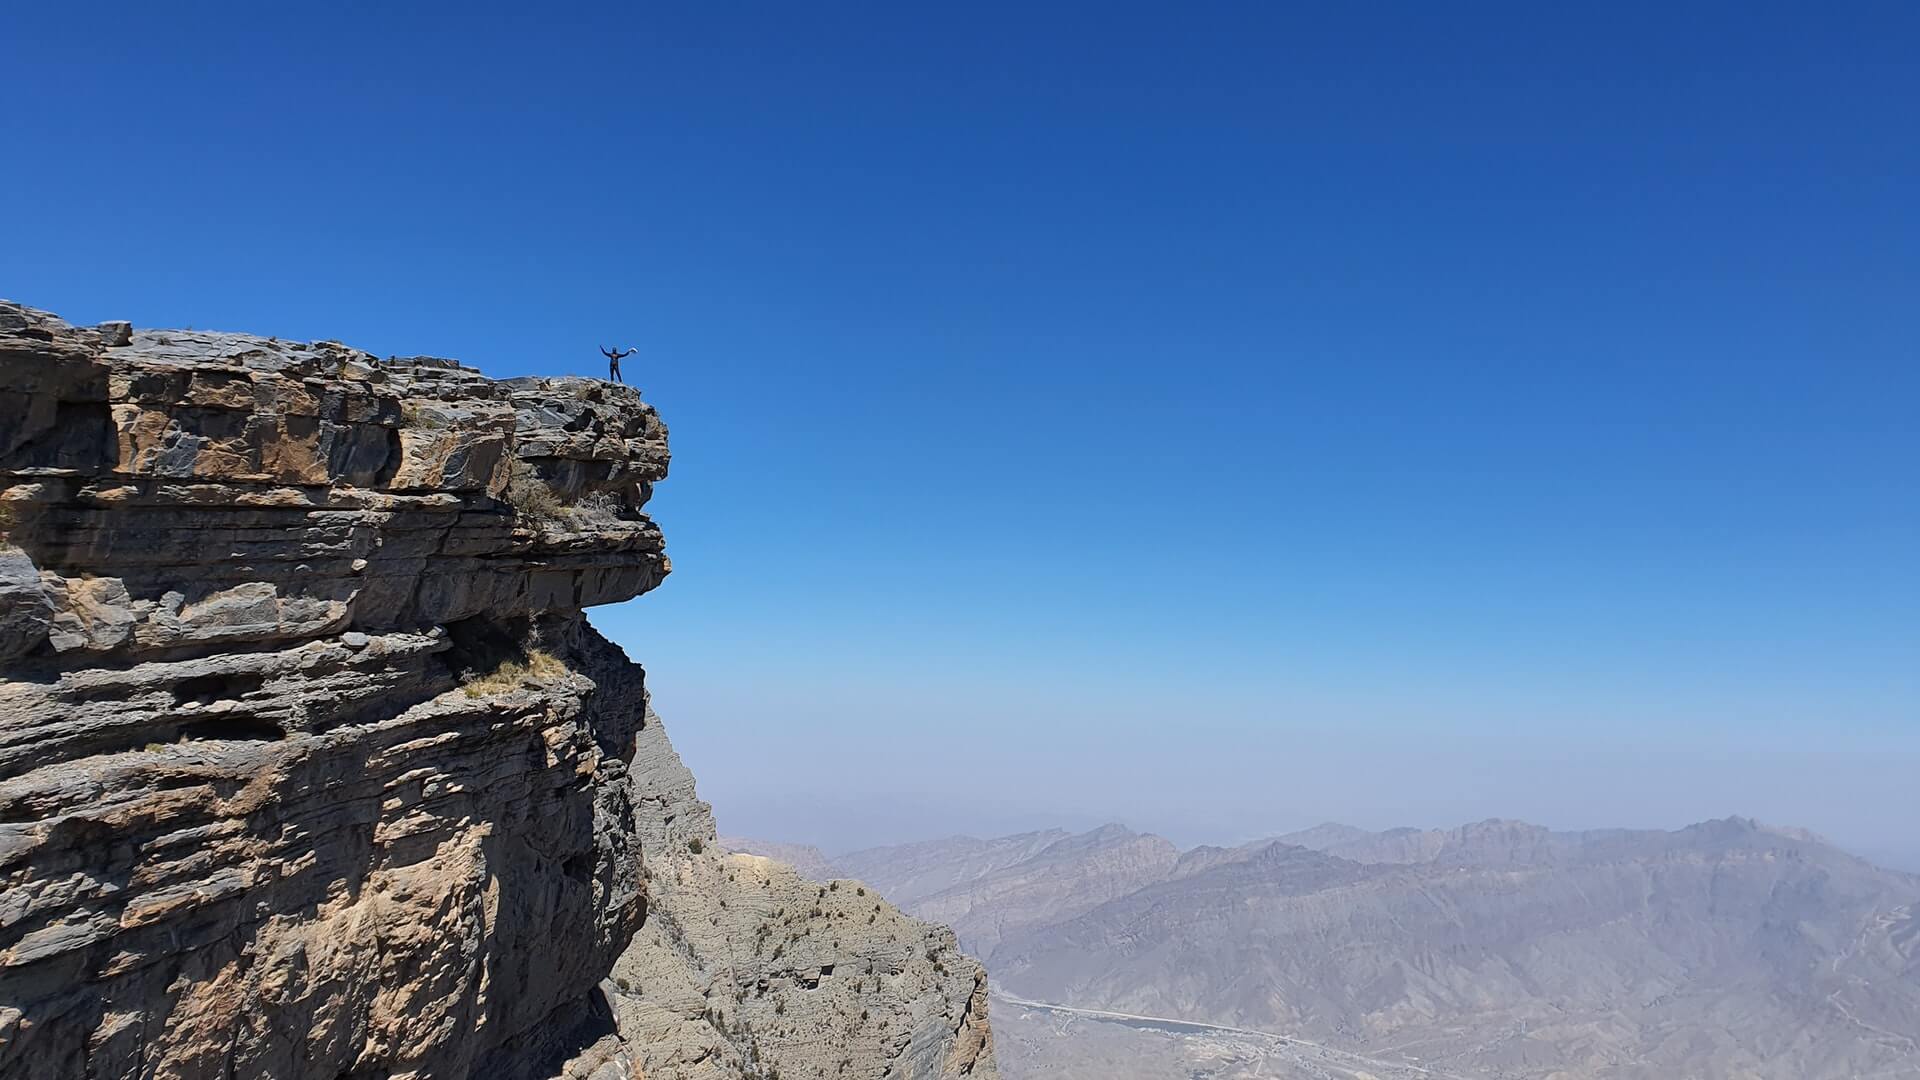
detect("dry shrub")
[462,649,569,698]
[563,490,626,527]
[505,459,562,523]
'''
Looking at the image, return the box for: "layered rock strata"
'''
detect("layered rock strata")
[0,302,993,1080]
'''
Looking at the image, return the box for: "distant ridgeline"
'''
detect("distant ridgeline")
[730,818,1920,1080]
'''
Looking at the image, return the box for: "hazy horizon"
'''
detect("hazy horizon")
[10,4,1916,868]
[679,751,1920,872]
[642,655,1918,859]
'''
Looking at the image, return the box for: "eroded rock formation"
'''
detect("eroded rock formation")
[0,302,994,1080]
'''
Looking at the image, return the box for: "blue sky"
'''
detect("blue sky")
[6,3,1916,854]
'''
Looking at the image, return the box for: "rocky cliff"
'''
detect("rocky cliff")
[0,302,995,1080]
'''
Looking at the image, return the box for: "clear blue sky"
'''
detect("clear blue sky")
[6,3,1916,855]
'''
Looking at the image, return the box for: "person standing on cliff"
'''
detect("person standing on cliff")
[600,345,636,383]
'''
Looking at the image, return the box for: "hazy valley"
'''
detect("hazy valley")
[729,818,1920,1079]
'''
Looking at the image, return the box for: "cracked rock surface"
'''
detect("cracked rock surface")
[0,301,994,1080]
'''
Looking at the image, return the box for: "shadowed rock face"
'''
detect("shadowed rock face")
[563,710,997,1080]
[0,302,995,1080]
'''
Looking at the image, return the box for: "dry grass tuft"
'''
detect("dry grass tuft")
[462,649,569,697]
[562,490,626,528]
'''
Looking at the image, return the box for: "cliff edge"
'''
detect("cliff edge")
[0,302,994,1080]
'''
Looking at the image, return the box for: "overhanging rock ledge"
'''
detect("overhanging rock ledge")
[0,301,995,1080]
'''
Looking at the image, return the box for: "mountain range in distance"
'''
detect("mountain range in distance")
[725,817,1920,1080]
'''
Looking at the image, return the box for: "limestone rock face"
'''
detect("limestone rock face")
[552,698,997,1080]
[0,302,994,1080]
[0,302,669,662]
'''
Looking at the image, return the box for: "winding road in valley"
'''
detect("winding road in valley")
[992,987,1476,1080]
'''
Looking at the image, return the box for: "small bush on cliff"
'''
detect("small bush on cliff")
[462,649,568,697]
[563,490,626,527]
[505,459,563,524]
